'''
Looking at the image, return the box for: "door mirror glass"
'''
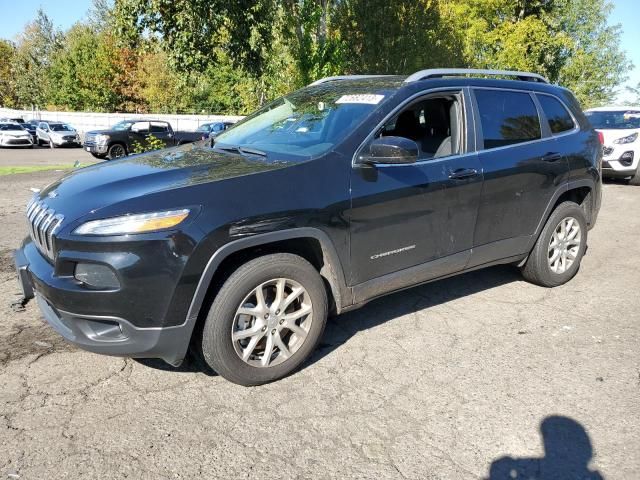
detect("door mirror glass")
[359,136,419,164]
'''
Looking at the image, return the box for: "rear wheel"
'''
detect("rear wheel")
[521,201,588,287]
[200,253,328,386]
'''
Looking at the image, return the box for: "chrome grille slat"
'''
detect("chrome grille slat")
[25,197,64,261]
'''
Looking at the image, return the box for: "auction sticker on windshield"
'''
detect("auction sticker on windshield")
[336,94,385,105]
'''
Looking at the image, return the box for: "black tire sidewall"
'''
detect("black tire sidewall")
[202,254,328,386]
[531,202,588,286]
[108,144,125,159]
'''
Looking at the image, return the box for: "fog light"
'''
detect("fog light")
[620,151,634,167]
[74,263,120,289]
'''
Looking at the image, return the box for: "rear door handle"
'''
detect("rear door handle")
[449,168,479,180]
[543,152,562,162]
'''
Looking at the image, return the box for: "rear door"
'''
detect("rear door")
[468,88,569,267]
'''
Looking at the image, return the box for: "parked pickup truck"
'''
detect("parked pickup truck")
[83,119,204,159]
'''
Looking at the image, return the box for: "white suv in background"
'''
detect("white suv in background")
[586,106,640,185]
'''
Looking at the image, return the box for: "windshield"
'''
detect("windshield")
[214,83,395,158]
[50,124,74,132]
[0,123,24,131]
[586,110,640,129]
[111,121,135,131]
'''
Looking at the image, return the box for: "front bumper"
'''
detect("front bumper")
[601,145,638,179]
[13,241,194,366]
[0,137,33,147]
[83,142,108,154]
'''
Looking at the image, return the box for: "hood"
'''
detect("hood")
[86,129,116,135]
[37,143,294,221]
[595,128,640,146]
[2,130,30,137]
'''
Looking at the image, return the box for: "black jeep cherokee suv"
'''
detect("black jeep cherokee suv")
[14,69,601,386]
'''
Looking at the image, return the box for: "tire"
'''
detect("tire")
[201,253,328,386]
[107,143,127,160]
[37,138,42,147]
[521,201,588,287]
[628,169,640,186]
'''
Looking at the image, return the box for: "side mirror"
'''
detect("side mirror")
[359,136,419,165]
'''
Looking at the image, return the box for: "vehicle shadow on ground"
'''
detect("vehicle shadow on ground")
[485,415,604,479]
[138,264,521,377]
[306,264,522,369]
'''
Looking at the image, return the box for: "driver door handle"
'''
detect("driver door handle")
[543,152,562,162]
[449,168,479,180]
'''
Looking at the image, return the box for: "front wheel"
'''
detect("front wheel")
[200,253,328,386]
[521,201,588,287]
[107,143,126,160]
[628,169,640,186]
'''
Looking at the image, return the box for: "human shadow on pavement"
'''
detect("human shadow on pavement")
[307,264,521,367]
[486,415,603,480]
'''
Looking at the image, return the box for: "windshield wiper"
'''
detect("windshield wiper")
[215,144,267,158]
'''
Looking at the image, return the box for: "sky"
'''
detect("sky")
[0,0,638,104]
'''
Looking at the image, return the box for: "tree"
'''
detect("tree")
[0,40,18,108]
[12,9,62,109]
[554,0,632,108]
[625,83,640,105]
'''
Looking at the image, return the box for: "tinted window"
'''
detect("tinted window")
[475,90,541,149]
[538,95,575,134]
[150,123,169,133]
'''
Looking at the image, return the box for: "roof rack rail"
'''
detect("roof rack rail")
[404,68,548,84]
[309,75,393,86]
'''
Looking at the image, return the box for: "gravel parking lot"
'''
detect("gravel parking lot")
[0,145,99,168]
[0,154,638,478]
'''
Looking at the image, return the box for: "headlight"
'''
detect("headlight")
[95,134,109,144]
[74,209,190,235]
[613,132,638,144]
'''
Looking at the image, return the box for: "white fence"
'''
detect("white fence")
[0,107,243,134]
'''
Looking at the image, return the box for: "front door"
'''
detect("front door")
[348,90,483,293]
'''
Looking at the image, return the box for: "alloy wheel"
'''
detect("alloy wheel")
[231,278,313,368]
[548,216,582,274]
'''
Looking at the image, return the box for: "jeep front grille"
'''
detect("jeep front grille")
[26,198,64,261]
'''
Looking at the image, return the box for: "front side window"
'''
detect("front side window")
[538,95,575,134]
[475,89,541,149]
[372,94,462,159]
[214,83,393,159]
[150,122,169,133]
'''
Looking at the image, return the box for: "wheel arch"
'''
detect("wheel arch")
[524,179,595,260]
[186,228,351,329]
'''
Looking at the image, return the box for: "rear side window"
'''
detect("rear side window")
[537,95,575,134]
[475,89,541,149]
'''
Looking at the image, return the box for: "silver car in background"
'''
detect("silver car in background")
[36,121,81,148]
[0,122,34,148]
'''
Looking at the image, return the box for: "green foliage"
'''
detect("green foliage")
[0,40,17,108]
[130,134,167,154]
[11,9,63,109]
[0,0,632,113]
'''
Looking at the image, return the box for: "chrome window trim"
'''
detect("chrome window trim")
[351,87,471,168]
